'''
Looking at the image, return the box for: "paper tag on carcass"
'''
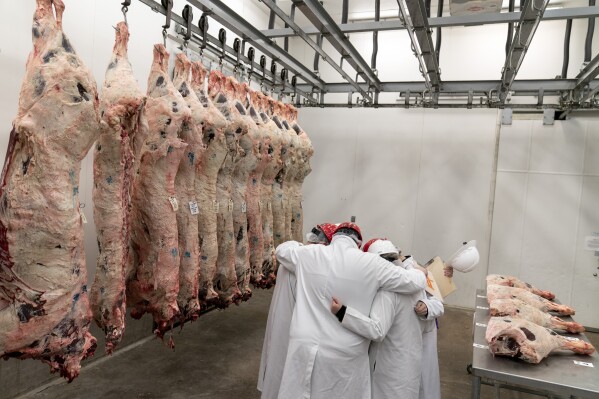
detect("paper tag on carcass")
[169,197,179,212]
[81,212,88,224]
[475,323,487,328]
[477,295,487,299]
[242,202,247,213]
[258,201,263,211]
[228,200,233,212]
[473,343,488,349]
[213,200,219,213]
[267,201,272,211]
[189,201,199,215]
[574,360,594,368]
[476,306,489,310]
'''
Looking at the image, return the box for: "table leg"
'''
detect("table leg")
[472,376,481,399]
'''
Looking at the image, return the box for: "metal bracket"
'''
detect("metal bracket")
[543,108,555,125]
[198,13,209,54]
[218,28,227,67]
[182,5,193,47]
[233,38,242,77]
[161,0,173,30]
[501,108,513,125]
[121,0,131,24]
[247,47,255,83]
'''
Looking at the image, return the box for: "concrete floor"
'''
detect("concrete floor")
[10,289,599,399]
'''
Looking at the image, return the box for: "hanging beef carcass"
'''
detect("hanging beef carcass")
[244,88,274,288]
[90,22,146,354]
[207,71,243,307]
[127,44,189,337]
[489,298,584,333]
[285,104,313,242]
[486,274,555,300]
[486,317,595,364]
[222,76,261,301]
[275,102,300,245]
[171,53,204,322]
[267,98,296,283]
[240,83,273,287]
[0,0,99,380]
[487,285,575,316]
[254,92,283,286]
[190,62,228,306]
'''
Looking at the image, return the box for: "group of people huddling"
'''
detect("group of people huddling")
[257,222,450,399]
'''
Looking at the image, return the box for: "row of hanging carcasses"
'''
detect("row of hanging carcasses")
[0,0,312,382]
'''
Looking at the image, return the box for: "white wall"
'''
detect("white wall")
[489,115,599,327]
[299,108,499,310]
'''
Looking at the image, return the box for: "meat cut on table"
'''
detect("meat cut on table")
[486,285,575,316]
[90,21,146,355]
[0,0,99,381]
[486,316,595,364]
[172,53,204,322]
[489,298,584,333]
[486,274,555,300]
[127,44,189,339]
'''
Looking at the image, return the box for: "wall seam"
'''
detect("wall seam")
[567,120,589,305]
[484,109,502,279]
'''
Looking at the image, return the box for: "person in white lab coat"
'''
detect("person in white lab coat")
[257,223,338,399]
[330,239,444,399]
[275,223,428,399]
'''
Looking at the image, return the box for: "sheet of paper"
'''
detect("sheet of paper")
[425,256,457,298]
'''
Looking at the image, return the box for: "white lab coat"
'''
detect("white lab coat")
[418,293,444,399]
[275,236,427,399]
[257,266,297,399]
[339,258,444,399]
[341,289,424,399]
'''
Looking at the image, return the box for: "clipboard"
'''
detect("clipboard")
[424,256,457,299]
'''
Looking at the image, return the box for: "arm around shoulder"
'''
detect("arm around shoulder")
[275,241,303,274]
[377,259,427,294]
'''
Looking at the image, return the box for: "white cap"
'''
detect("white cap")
[367,239,400,257]
[446,240,480,273]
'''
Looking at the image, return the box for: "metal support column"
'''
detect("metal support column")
[499,0,549,102]
[397,0,441,91]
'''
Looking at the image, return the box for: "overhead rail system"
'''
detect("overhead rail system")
[137,0,599,113]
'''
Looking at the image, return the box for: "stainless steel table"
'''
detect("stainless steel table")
[471,289,599,399]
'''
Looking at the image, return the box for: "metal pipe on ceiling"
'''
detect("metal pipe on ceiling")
[269,0,276,29]
[342,0,349,24]
[506,0,515,56]
[372,0,380,70]
[435,0,443,63]
[284,3,296,52]
[585,0,596,63]
[562,18,572,78]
